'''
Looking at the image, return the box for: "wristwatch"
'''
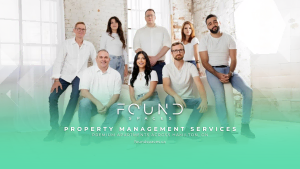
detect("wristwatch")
[230,71,234,77]
[54,79,59,82]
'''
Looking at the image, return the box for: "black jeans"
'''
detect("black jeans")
[152,61,165,84]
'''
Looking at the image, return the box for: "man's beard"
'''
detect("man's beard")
[209,26,220,34]
[174,54,183,61]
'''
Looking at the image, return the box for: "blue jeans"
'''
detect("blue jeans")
[186,60,196,67]
[122,92,161,131]
[49,76,80,129]
[165,95,204,130]
[152,61,165,84]
[78,98,123,135]
[109,55,125,82]
[206,66,252,127]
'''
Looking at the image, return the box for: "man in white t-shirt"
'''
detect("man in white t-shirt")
[199,14,255,144]
[78,49,123,146]
[163,42,208,143]
[133,9,171,84]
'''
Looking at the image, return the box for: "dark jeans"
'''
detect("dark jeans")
[152,61,165,84]
[186,60,196,67]
[49,76,80,129]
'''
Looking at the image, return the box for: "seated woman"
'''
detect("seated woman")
[122,51,160,140]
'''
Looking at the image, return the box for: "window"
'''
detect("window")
[127,0,171,66]
[0,0,61,65]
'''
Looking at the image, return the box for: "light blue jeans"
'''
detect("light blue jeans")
[109,55,125,82]
[122,92,160,131]
[206,66,252,127]
[165,95,204,131]
[78,98,123,135]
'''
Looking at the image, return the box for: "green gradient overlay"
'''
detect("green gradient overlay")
[1,108,300,168]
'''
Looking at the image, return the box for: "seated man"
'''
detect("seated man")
[199,14,255,144]
[78,49,122,146]
[44,22,96,142]
[163,42,208,143]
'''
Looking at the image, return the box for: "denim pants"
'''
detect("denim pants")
[186,60,196,67]
[206,66,253,127]
[165,95,204,131]
[78,98,123,135]
[122,92,160,131]
[152,61,165,84]
[109,55,125,82]
[49,76,80,129]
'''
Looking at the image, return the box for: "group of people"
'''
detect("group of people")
[44,8,255,146]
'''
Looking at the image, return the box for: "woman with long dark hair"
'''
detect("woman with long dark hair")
[100,16,128,82]
[181,21,204,76]
[122,51,160,134]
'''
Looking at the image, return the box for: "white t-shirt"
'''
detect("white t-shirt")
[133,24,171,61]
[183,37,199,61]
[162,62,199,99]
[198,33,236,66]
[100,32,128,64]
[128,70,158,98]
[79,66,122,105]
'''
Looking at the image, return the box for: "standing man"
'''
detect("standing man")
[163,42,208,143]
[44,22,97,142]
[133,9,171,84]
[199,14,255,144]
[78,49,122,146]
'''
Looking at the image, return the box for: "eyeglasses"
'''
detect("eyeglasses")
[75,28,86,32]
[171,49,184,53]
[146,14,155,18]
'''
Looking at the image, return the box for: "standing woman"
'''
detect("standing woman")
[181,21,204,76]
[122,51,160,131]
[100,16,128,82]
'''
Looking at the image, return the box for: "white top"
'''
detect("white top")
[100,32,128,64]
[128,70,158,98]
[79,66,122,106]
[162,62,199,99]
[133,24,171,61]
[183,37,199,61]
[198,32,236,66]
[52,37,97,83]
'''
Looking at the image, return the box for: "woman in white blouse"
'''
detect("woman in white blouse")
[181,21,204,76]
[122,51,160,132]
[100,16,128,82]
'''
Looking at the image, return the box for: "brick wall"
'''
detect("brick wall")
[63,0,299,122]
[64,0,128,82]
[172,0,193,42]
[64,0,127,50]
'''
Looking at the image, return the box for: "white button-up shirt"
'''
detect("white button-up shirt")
[52,37,97,82]
[79,65,122,105]
[133,24,171,61]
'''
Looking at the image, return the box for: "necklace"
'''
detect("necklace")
[139,72,144,80]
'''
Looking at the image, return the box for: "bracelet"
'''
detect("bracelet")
[54,79,59,82]
[196,60,201,63]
